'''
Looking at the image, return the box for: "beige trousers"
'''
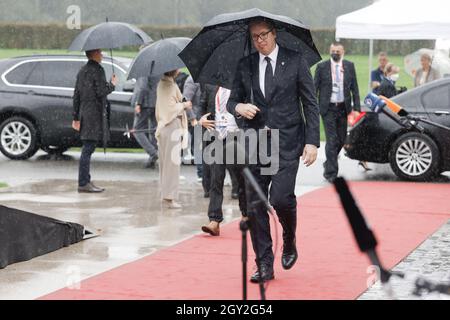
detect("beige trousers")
[158,118,182,200]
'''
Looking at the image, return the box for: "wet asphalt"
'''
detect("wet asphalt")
[0,147,448,299]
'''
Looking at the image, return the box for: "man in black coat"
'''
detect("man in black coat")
[314,42,361,181]
[227,19,320,282]
[72,49,117,193]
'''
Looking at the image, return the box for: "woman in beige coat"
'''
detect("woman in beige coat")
[155,69,192,209]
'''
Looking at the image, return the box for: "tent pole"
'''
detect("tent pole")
[368,39,374,92]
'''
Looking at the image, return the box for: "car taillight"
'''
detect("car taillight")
[348,111,366,127]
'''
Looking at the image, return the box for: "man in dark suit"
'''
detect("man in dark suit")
[314,42,360,181]
[199,84,247,236]
[131,75,160,168]
[72,49,117,193]
[227,19,320,282]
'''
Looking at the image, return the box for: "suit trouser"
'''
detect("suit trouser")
[207,137,247,222]
[247,159,300,268]
[78,140,97,187]
[322,104,348,179]
[133,108,158,158]
[158,118,182,200]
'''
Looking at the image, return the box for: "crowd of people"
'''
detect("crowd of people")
[71,21,443,283]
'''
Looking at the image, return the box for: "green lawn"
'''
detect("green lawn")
[0,182,8,188]
[0,49,414,142]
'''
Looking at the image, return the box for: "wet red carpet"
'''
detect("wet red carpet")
[40,181,450,300]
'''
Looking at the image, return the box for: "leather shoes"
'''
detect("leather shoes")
[78,182,104,193]
[250,265,274,283]
[90,182,105,192]
[282,239,298,270]
[201,221,220,236]
[145,154,158,169]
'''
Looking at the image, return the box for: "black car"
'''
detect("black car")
[345,78,450,181]
[0,54,139,160]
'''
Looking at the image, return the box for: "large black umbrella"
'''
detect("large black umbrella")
[68,20,152,51]
[68,19,152,73]
[127,37,192,79]
[179,8,321,89]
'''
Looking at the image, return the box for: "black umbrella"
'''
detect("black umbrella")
[68,19,152,73]
[127,37,192,79]
[178,8,321,89]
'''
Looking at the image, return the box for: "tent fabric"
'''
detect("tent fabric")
[0,205,85,269]
[336,0,450,40]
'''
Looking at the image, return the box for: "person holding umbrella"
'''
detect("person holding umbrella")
[227,19,320,283]
[72,49,117,193]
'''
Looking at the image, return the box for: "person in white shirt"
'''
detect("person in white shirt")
[199,85,246,237]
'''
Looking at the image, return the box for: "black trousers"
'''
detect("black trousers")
[247,159,300,269]
[78,140,97,187]
[206,136,247,222]
[132,108,158,158]
[322,103,348,180]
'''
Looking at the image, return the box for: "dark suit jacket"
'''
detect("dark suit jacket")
[227,46,320,161]
[131,75,160,109]
[73,60,115,141]
[314,59,361,115]
[199,83,218,117]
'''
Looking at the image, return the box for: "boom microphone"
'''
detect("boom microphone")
[364,93,421,131]
[333,177,377,252]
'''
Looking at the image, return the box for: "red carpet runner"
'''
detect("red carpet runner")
[40,181,450,300]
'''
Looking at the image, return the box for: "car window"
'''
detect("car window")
[102,63,126,91]
[37,61,85,88]
[5,61,39,84]
[422,84,450,111]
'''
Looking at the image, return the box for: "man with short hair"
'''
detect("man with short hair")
[131,75,160,168]
[314,42,360,182]
[371,52,389,90]
[227,19,320,283]
[72,49,117,193]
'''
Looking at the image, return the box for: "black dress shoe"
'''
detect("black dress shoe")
[250,266,274,283]
[78,183,104,193]
[282,240,298,270]
[145,154,158,169]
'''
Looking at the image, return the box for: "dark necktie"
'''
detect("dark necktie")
[264,56,274,100]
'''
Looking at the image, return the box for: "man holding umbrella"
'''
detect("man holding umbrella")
[227,19,320,283]
[72,49,117,193]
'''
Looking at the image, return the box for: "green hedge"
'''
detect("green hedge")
[0,23,434,55]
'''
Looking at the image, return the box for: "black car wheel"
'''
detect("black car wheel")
[389,132,440,181]
[0,116,39,160]
[41,145,69,155]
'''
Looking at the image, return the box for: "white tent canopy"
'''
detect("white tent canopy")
[336,0,450,91]
[336,0,450,40]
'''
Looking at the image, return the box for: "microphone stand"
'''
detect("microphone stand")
[240,167,270,301]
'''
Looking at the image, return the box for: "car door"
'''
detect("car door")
[6,59,84,147]
[102,61,135,147]
[421,83,450,162]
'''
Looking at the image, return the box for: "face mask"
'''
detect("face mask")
[390,73,399,82]
[331,53,341,62]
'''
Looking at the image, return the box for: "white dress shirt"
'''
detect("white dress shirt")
[330,58,344,103]
[215,87,238,139]
[259,44,279,98]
